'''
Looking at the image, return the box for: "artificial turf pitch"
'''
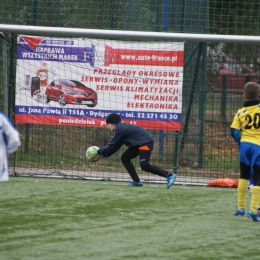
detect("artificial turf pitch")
[0,177,259,260]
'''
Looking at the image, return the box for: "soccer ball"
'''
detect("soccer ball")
[86,146,100,162]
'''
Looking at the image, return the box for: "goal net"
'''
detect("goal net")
[2,24,259,186]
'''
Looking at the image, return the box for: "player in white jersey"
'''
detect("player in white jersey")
[0,112,21,182]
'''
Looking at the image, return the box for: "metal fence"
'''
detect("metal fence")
[1,0,260,185]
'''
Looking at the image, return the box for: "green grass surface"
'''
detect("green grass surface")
[0,177,259,260]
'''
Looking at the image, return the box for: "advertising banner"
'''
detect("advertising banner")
[15,35,184,130]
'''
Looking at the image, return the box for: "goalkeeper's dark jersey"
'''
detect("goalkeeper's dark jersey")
[99,122,153,157]
[231,99,260,146]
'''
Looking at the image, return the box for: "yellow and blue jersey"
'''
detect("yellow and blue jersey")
[231,99,260,146]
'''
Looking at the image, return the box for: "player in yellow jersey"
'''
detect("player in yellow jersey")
[231,82,260,221]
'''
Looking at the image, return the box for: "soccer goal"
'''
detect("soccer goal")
[1,24,259,186]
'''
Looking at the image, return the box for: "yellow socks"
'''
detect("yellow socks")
[237,179,260,214]
[250,186,260,214]
[237,178,248,210]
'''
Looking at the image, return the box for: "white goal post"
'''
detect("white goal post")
[0,24,260,44]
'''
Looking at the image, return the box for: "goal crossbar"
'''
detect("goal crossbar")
[0,24,260,44]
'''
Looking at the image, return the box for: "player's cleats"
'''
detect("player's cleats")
[127,181,143,187]
[247,210,260,222]
[234,206,245,216]
[167,173,177,189]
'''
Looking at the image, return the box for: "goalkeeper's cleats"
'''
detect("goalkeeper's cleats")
[167,173,177,189]
[234,206,245,216]
[247,210,260,222]
[127,181,143,187]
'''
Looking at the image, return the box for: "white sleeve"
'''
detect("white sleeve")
[2,114,21,154]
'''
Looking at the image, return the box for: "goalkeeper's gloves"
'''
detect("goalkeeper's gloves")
[90,147,102,157]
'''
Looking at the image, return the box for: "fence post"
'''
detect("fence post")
[24,0,37,153]
[8,34,16,119]
[198,43,207,168]
[173,131,179,174]
[158,0,170,156]
[1,33,8,115]
[221,75,227,125]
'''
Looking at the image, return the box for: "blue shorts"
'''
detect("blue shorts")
[240,142,260,169]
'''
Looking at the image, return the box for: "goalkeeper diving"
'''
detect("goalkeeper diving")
[90,113,177,188]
